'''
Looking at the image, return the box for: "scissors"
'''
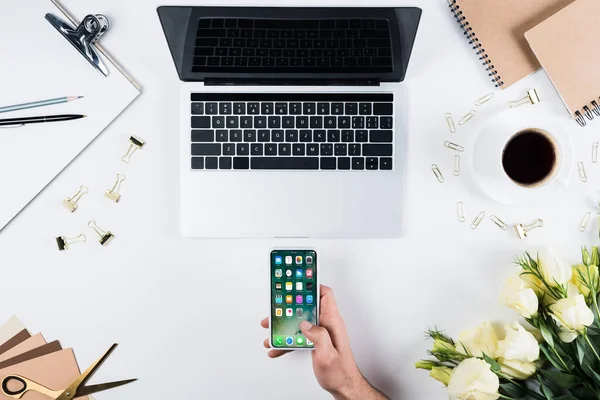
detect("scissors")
[0,343,136,399]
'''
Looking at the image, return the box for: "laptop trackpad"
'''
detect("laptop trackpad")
[180,172,402,238]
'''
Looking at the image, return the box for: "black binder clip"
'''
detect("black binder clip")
[45,13,110,76]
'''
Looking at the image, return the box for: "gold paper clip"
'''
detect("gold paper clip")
[471,211,485,229]
[459,110,476,125]
[475,93,494,106]
[55,234,86,251]
[445,113,456,133]
[432,164,444,183]
[578,162,588,183]
[62,185,88,213]
[121,136,145,163]
[509,89,540,108]
[88,220,114,246]
[593,143,599,163]
[490,215,508,230]
[514,219,543,239]
[444,141,464,152]
[453,155,460,176]
[105,174,126,203]
[457,202,465,223]
[579,212,591,232]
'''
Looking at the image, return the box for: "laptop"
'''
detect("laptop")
[158,7,421,238]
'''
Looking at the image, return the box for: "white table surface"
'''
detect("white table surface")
[1,0,598,399]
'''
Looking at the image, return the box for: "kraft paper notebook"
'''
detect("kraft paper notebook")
[448,0,574,89]
[0,317,28,346]
[0,334,47,362]
[525,0,600,127]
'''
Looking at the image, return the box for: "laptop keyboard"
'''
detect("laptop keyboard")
[193,18,393,73]
[190,93,394,170]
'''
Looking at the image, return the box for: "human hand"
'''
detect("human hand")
[261,285,388,400]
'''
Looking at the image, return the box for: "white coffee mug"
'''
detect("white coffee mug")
[466,108,573,206]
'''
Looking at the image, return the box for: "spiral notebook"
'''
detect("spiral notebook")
[525,0,600,127]
[448,0,574,89]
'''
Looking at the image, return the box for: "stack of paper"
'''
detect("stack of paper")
[0,316,94,400]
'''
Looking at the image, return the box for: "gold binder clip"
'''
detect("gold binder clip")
[88,220,114,246]
[514,219,543,239]
[62,185,88,213]
[121,136,145,163]
[509,89,540,108]
[55,234,86,251]
[105,174,126,203]
[475,93,494,106]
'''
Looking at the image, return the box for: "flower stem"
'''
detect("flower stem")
[584,331,600,363]
[550,345,570,372]
[593,295,600,320]
[499,395,516,400]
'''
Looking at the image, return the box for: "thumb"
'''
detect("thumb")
[301,321,336,356]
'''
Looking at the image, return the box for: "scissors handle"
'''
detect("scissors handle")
[1,375,62,399]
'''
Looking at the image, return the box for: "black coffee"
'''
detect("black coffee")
[502,129,557,187]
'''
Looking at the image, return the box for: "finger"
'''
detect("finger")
[300,321,338,359]
[317,286,351,351]
[260,317,269,329]
[268,349,292,358]
[319,284,333,299]
[264,338,271,349]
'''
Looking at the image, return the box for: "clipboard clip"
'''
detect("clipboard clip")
[45,13,110,76]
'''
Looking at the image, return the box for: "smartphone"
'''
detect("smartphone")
[270,249,318,349]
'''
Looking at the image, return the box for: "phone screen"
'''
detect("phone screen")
[271,249,317,349]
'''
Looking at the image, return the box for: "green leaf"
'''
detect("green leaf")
[538,376,555,399]
[482,353,501,372]
[540,344,566,371]
[540,321,556,348]
[555,395,579,400]
[538,370,582,389]
[581,360,600,387]
[569,385,596,400]
[499,382,528,399]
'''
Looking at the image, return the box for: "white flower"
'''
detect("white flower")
[496,322,540,380]
[538,248,572,286]
[447,358,500,400]
[456,322,499,358]
[550,295,594,343]
[499,359,538,381]
[500,275,539,318]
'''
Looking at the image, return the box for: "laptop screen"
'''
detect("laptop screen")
[193,18,394,74]
[158,7,422,82]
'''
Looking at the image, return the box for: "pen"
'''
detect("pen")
[0,114,85,127]
[0,96,83,114]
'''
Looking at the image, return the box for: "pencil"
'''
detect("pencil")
[0,96,83,114]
